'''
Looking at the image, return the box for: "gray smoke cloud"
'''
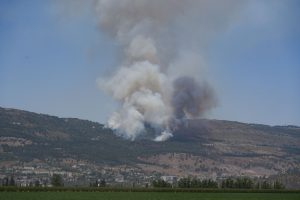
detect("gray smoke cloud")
[94,0,243,141]
[172,77,216,120]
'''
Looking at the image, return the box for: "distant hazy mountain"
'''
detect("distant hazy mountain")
[1,107,299,187]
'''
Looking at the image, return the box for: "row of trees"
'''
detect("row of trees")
[221,177,285,189]
[152,178,218,188]
[177,178,218,188]
[152,177,285,189]
[2,175,285,189]
[221,177,254,189]
[152,179,172,188]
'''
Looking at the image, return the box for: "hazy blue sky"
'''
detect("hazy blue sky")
[1,0,299,126]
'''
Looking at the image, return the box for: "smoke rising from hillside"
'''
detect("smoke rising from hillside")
[96,0,242,141]
[172,77,216,120]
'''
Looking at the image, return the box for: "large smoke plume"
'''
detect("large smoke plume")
[95,0,242,141]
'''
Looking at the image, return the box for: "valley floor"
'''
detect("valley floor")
[0,192,300,200]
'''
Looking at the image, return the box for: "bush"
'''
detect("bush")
[50,174,64,187]
[152,179,172,188]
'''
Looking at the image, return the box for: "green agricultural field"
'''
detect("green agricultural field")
[0,192,300,200]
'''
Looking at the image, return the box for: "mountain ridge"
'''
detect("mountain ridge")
[0,107,299,187]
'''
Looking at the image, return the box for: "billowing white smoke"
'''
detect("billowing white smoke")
[154,130,173,142]
[95,0,242,141]
[100,61,172,140]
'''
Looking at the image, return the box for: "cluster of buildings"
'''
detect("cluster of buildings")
[0,162,179,187]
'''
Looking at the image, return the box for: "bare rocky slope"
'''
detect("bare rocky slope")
[0,107,300,187]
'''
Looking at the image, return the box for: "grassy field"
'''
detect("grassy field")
[0,192,300,200]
